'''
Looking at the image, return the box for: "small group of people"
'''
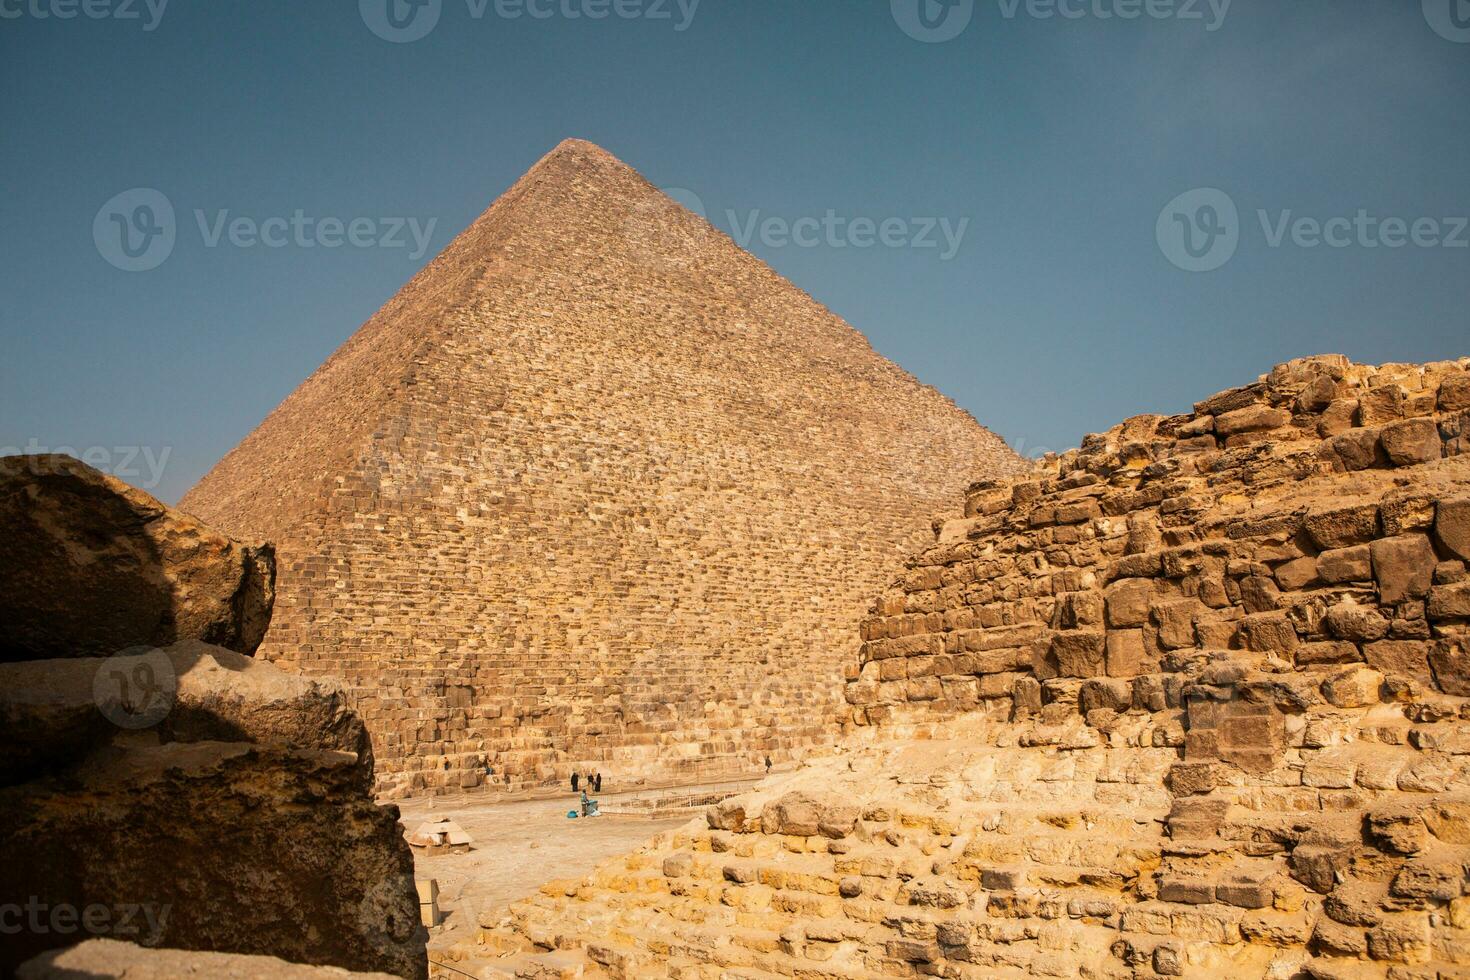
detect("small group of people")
[573,770,603,818]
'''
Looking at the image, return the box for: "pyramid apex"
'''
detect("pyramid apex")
[549,136,611,155]
[481,138,669,230]
[534,137,629,171]
[509,138,651,201]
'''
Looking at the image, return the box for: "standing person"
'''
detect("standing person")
[571,771,579,792]
[764,756,772,775]
[594,772,602,793]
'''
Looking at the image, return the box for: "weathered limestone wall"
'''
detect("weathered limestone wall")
[471,354,1470,979]
[181,139,1023,799]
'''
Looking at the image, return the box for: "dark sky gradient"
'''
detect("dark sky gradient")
[2,0,1467,503]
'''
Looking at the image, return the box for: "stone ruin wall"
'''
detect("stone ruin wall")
[182,140,1023,800]
[468,354,1470,979]
[846,354,1470,735]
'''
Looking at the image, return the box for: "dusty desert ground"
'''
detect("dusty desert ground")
[396,779,764,954]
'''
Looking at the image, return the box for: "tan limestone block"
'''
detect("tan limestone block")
[1437,497,1470,561]
[1380,418,1443,466]
[1370,534,1437,604]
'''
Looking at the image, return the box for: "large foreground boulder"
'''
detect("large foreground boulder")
[0,645,426,978]
[0,454,275,662]
[0,457,424,978]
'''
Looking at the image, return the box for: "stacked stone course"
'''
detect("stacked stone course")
[846,353,1470,735]
[181,139,1022,798]
[469,354,1470,978]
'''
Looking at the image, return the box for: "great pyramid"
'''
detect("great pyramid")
[181,139,1023,798]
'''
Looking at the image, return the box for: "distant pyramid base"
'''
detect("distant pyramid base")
[182,139,1024,798]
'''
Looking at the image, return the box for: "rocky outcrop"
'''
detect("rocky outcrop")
[0,458,424,978]
[18,939,401,979]
[0,658,425,978]
[469,355,1470,979]
[478,727,1180,978]
[0,453,275,662]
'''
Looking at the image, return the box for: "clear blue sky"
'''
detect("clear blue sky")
[2,0,1467,503]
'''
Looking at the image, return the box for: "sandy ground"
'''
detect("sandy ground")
[396,783,758,955]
